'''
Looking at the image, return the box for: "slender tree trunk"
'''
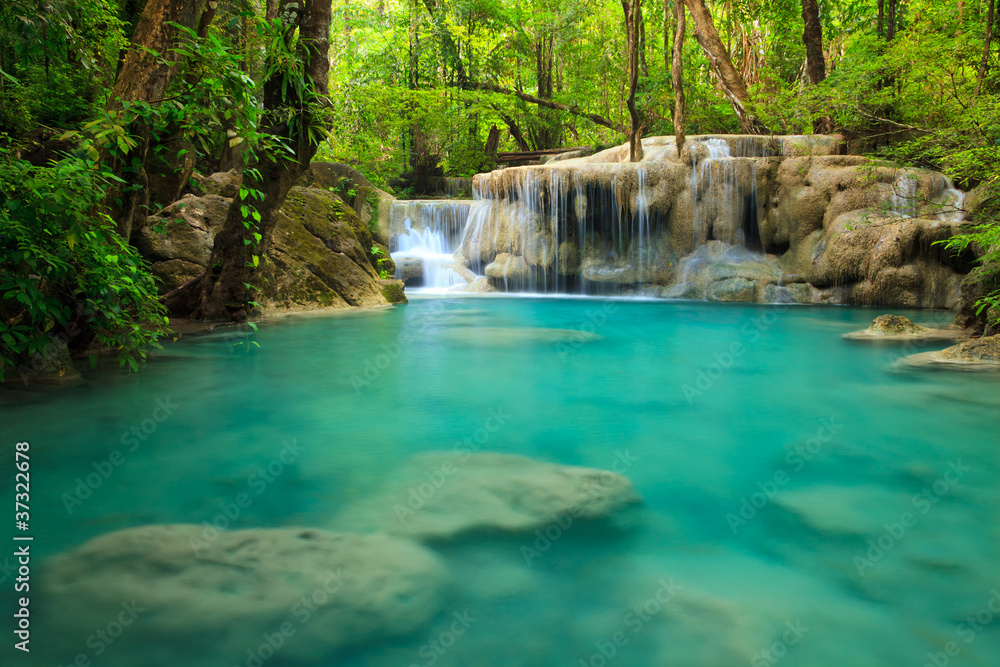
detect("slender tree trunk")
[639,1,649,77]
[192,0,333,321]
[887,0,897,41]
[878,0,884,38]
[976,0,996,95]
[663,0,671,76]
[104,0,210,239]
[683,0,769,134]
[672,0,686,153]
[623,0,644,161]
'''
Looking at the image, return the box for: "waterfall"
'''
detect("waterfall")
[390,200,472,290]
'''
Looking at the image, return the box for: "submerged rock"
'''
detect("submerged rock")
[40,525,450,666]
[334,452,641,541]
[439,326,601,346]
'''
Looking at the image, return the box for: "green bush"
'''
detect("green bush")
[0,152,169,380]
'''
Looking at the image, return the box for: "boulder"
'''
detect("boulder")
[263,188,388,309]
[148,259,204,294]
[334,452,641,542]
[189,170,242,198]
[297,162,395,245]
[39,525,450,666]
[900,334,1000,370]
[133,195,232,266]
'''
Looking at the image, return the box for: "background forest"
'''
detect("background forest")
[0,0,998,378]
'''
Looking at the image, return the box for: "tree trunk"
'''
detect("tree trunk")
[976,0,996,95]
[192,0,333,322]
[800,0,825,85]
[477,82,627,133]
[800,0,833,133]
[104,0,210,239]
[683,0,769,134]
[878,0,884,38]
[672,0,686,152]
[533,35,558,149]
[887,0,897,41]
[623,0,644,161]
[639,1,649,77]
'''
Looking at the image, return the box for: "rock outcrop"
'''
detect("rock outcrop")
[334,452,641,542]
[40,525,450,666]
[901,334,1000,370]
[134,167,403,311]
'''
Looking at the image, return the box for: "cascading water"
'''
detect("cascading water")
[390,200,472,290]
[389,134,968,303]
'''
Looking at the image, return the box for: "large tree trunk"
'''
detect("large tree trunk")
[104,0,210,239]
[800,0,825,85]
[623,0,644,161]
[191,0,333,322]
[477,82,626,133]
[800,0,832,133]
[672,0,686,152]
[683,0,769,134]
[976,0,996,95]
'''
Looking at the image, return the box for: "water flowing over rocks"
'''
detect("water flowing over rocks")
[39,525,451,666]
[388,135,973,308]
[333,452,642,542]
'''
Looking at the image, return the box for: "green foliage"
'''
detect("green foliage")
[0,152,169,380]
[370,244,393,279]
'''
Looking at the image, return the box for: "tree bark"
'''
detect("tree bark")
[192,0,333,321]
[623,0,644,161]
[477,82,627,133]
[800,0,825,85]
[976,0,996,95]
[800,0,833,133]
[104,0,210,239]
[672,0,686,152]
[878,0,884,38]
[683,0,769,134]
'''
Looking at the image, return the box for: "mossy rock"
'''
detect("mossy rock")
[377,279,408,304]
[865,314,928,335]
[938,335,1000,363]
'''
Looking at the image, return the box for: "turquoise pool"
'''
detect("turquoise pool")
[2,296,997,667]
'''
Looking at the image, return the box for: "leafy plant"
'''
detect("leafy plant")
[0,151,169,380]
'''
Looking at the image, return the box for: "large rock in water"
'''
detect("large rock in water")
[334,452,641,541]
[39,526,450,667]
